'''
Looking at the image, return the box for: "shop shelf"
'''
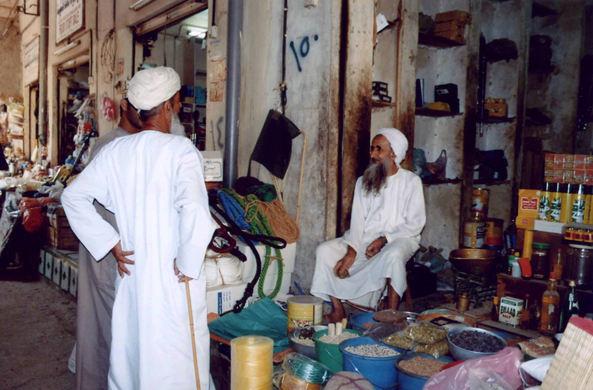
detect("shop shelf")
[371,100,396,109]
[484,117,516,124]
[418,32,465,48]
[473,180,510,186]
[416,107,463,117]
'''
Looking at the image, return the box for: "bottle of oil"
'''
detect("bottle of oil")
[540,273,560,335]
[491,296,500,322]
[529,300,542,330]
[553,248,563,280]
[520,294,531,330]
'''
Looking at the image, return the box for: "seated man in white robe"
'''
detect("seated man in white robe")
[62,67,216,389]
[311,128,426,323]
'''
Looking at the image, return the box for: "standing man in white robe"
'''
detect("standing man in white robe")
[311,128,426,323]
[74,97,142,390]
[62,67,216,389]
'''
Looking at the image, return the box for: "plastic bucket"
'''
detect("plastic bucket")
[312,329,362,374]
[395,353,453,390]
[339,337,402,390]
[349,312,378,331]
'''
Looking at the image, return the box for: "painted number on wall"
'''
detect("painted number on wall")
[290,35,319,72]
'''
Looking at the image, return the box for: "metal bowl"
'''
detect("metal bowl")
[288,328,316,359]
[446,327,507,361]
[449,249,499,275]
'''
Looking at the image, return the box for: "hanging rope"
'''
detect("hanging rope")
[218,190,257,244]
[221,189,285,299]
[257,201,300,243]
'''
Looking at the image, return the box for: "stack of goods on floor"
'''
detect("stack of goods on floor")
[44,203,78,251]
[464,188,504,253]
[205,185,300,315]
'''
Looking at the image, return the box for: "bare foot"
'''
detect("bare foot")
[328,309,345,324]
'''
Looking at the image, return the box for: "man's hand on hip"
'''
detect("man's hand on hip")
[365,237,387,259]
[112,241,134,277]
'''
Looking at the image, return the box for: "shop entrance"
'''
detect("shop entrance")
[135,7,208,150]
[57,60,90,165]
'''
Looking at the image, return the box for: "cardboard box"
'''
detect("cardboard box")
[499,296,524,328]
[46,204,70,229]
[518,189,541,219]
[554,154,565,169]
[575,155,586,170]
[38,249,46,274]
[435,20,466,34]
[484,98,508,118]
[206,283,248,315]
[61,262,70,291]
[534,220,564,234]
[69,266,78,297]
[52,257,62,285]
[565,154,575,169]
[44,253,53,279]
[435,10,472,24]
[44,226,79,251]
[202,151,223,182]
[435,30,464,44]
[516,216,536,230]
[545,154,555,169]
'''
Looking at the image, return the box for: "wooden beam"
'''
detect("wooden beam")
[395,0,418,170]
[338,0,374,235]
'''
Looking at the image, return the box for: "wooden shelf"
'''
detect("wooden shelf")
[484,116,516,124]
[372,100,396,108]
[416,107,463,117]
[474,180,510,186]
[423,178,462,186]
[418,32,465,48]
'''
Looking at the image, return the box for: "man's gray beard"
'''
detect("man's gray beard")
[362,158,391,196]
[170,112,186,137]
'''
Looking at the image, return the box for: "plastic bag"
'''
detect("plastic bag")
[468,369,514,390]
[423,347,523,390]
[521,355,554,383]
[413,339,449,358]
[403,323,447,345]
[383,331,417,350]
[101,96,117,122]
[363,322,405,343]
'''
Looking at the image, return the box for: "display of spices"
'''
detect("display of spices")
[403,324,448,345]
[413,339,449,358]
[344,344,400,358]
[449,330,505,353]
[398,356,448,377]
[318,332,359,344]
[383,333,416,350]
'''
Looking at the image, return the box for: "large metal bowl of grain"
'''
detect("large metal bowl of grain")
[449,249,499,275]
[446,327,507,361]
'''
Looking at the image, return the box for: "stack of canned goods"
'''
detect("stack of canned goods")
[464,189,503,250]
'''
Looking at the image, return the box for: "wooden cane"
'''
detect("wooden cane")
[185,278,201,390]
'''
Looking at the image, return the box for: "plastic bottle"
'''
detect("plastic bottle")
[559,280,580,333]
[520,294,531,330]
[512,260,522,278]
[540,273,560,336]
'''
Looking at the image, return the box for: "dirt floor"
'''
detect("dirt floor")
[0,270,76,390]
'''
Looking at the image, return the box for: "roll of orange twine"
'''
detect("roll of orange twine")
[281,373,322,390]
[231,336,274,390]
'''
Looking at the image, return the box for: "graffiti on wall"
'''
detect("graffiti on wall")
[289,34,319,72]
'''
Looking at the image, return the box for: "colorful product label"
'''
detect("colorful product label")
[548,192,563,222]
[538,192,550,220]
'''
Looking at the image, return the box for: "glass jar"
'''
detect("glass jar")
[566,244,593,287]
[531,242,551,280]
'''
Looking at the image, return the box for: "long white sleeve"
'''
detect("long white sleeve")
[62,156,120,261]
[384,175,425,243]
[174,142,216,279]
[342,178,367,253]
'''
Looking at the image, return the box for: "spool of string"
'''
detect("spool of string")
[231,336,273,390]
[282,353,331,386]
[281,373,322,390]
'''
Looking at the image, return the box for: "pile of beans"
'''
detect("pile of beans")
[291,337,315,347]
[398,356,447,377]
[449,330,505,353]
[319,332,359,344]
[344,344,400,358]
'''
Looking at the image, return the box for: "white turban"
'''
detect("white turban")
[376,128,408,167]
[127,67,181,111]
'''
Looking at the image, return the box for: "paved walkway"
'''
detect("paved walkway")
[0,271,76,390]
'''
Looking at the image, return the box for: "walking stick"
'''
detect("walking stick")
[185,278,202,390]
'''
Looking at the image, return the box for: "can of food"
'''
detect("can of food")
[484,218,504,247]
[463,221,485,248]
[471,188,490,221]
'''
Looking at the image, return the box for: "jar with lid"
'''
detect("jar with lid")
[565,244,593,287]
[532,242,551,280]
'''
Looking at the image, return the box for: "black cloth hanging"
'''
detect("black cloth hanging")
[247,110,301,179]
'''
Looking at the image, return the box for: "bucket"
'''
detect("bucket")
[313,329,362,374]
[350,312,378,332]
[484,218,503,246]
[471,188,490,221]
[287,296,323,333]
[463,221,485,248]
[339,337,402,390]
[395,353,453,390]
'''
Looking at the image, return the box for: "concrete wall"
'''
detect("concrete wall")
[526,0,585,154]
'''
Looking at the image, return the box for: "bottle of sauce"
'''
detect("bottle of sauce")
[570,184,587,223]
[520,294,531,330]
[539,182,551,220]
[553,248,563,280]
[540,273,561,335]
[491,296,500,322]
[559,280,580,333]
[558,183,570,223]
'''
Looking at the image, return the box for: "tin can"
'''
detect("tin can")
[471,188,490,221]
[464,221,485,248]
[457,292,470,311]
[484,218,504,246]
